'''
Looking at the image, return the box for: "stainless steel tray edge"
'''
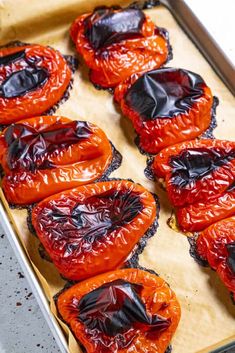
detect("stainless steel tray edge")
[212,342,235,353]
[159,3,235,351]
[0,200,69,353]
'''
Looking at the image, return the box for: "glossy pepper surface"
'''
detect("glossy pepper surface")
[32,180,158,281]
[196,217,235,300]
[57,268,181,353]
[177,185,235,232]
[70,7,170,89]
[0,44,72,125]
[114,68,214,154]
[0,116,116,205]
[152,139,235,232]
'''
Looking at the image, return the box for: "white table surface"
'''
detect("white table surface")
[0,1,234,353]
[185,0,235,64]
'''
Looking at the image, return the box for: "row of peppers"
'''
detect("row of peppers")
[70,5,235,304]
[0,6,181,353]
[0,5,234,353]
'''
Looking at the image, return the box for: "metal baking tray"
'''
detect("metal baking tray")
[0,1,234,352]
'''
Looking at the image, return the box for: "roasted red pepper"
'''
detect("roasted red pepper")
[0,44,72,125]
[153,139,235,206]
[152,139,235,232]
[56,268,181,353]
[0,116,119,205]
[177,184,235,232]
[195,217,235,300]
[70,7,170,89]
[32,180,158,281]
[114,68,214,154]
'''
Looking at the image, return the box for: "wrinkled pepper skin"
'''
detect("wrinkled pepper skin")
[70,7,170,89]
[32,180,157,281]
[153,139,235,207]
[114,68,214,154]
[152,139,235,232]
[0,116,116,205]
[196,217,235,300]
[177,186,235,232]
[57,268,181,353]
[0,45,72,125]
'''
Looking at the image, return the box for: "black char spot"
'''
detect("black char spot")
[0,49,25,66]
[44,189,143,256]
[170,147,235,188]
[125,68,204,120]
[84,8,145,50]
[5,121,92,171]
[0,68,49,98]
[226,242,235,274]
[77,279,170,337]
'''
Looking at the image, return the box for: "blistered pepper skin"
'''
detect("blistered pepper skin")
[114,68,214,154]
[32,180,157,281]
[196,217,235,299]
[152,139,235,232]
[177,187,235,232]
[0,116,115,205]
[0,45,72,125]
[57,268,181,353]
[70,8,169,88]
[153,139,235,208]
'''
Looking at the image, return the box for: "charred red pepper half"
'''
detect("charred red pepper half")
[0,44,72,125]
[177,184,235,232]
[0,116,119,205]
[114,68,214,154]
[195,217,235,300]
[56,268,181,353]
[32,180,158,281]
[152,139,235,232]
[70,7,170,89]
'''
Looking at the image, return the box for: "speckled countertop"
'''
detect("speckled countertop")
[0,224,61,353]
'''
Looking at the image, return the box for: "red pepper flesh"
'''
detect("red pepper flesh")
[0,115,117,205]
[152,139,235,232]
[32,180,157,280]
[71,7,170,89]
[114,68,214,154]
[0,44,72,125]
[57,268,181,353]
[196,217,235,300]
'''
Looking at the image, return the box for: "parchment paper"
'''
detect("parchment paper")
[0,1,235,352]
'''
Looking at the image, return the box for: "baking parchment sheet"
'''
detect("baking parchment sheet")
[0,1,235,352]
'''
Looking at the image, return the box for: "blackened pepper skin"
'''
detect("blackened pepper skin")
[32,180,157,281]
[56,269,181,353]
[114,68,214,154]
[84,9,145,50]
[168,146,235,207]
[1,65,48,98]
[0,116,118,205]
[4,121,92,172]
[125,68,204,119]
[0,44,72,125]
[195,217,235,300]
[152,139,235,232]
[77,279,171,337]
[153,139,235,205]
[70,7,170,88]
